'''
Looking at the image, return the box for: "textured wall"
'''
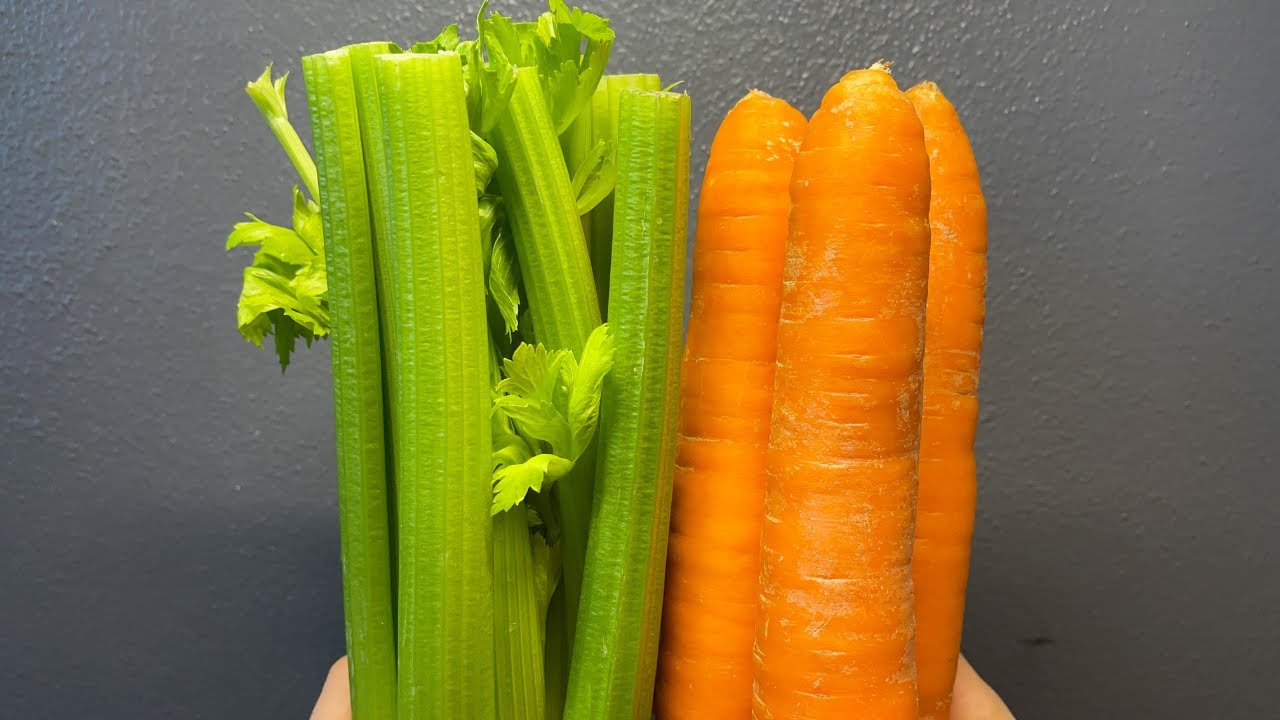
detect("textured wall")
[2,1,1277,717]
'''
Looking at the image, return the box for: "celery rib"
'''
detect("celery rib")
[564,88,690,720]
[375,52,496,720]
[302,49,397,720]
[493,67,601,353]
[565,74,662,317]
[489,65,602,707]
[493,509,547,720]
[344,42,402,604]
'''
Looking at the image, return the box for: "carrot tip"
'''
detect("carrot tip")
[908,80,941,97]
[871,59,895,73]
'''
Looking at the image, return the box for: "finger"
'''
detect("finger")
[951,654,1016,720]
[309,657,352,720]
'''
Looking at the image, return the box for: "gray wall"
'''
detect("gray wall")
[3,1,1277,717]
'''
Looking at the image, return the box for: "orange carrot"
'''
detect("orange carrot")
[655,90,806,719]
[906,81,988,720]
[753,64,932,720]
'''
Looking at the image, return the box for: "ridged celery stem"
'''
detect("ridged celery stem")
[492,509,547,720]
[375,51,496,720]
[302,48,397,720]
[564,74,662,317]
[340,38,401,625]
[564,89,690,720]
[489,65,602,705]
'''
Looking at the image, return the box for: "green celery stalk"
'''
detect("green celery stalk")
[302,48,396,720]
[493,68,602,351]
[564,88,690,720]
[564,74,662,317]
[492,509,547,720]
[344,42,401,379]
[489,64,602,708]
[375,51,496,720]
[488,330,546,720]
[343,41,402,602]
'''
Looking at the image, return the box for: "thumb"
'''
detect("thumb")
[951,655,1016,720]
[309,657,351,720]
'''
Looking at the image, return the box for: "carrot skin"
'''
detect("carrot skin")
[753,65,932,720]
[906,81,988,720]
[655,90,806,719]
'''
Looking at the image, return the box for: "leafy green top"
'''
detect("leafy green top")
[227,66,330,370]
[226,187,329,370]
[228,63,506,371]
[410,1,616,137]
[490,323,615,514]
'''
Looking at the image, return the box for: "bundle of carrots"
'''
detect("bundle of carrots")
[657,63,987,719]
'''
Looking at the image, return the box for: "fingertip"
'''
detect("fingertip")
[310,656,352,720]
[952,654,1016,720]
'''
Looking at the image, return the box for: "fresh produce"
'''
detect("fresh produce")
[488,67,604,704]
[564,73,663,315]
[654,90,805,719]
[564,87,690,720]
[374,52,499,719]
[227,3,693,720]
[302,46,398,720]
[906,81,989,720]
[227,68,328,371]
[753,64,933,719]
[225,3,991,715]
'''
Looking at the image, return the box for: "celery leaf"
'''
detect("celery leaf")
[226,214,313,266]
[569,139,615,215]
[489,227,522,335]
[493,454,574,515]
[467,4,519,133]
[228,194,329,371]
[410,23,461,54]
[566,324,615,456]
[530,521,561,619]
[478,194,503,275]
[537,1,614,133]
[476,1,613,134]
[489,324,614,513]
[230,66,328,371]
[472,132,499,195]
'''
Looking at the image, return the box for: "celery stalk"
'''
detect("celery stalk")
[493,68,602,352]
[345,41,401,387]
[492,509,547,720]
[489,336,546,720]
[375,52,496,720]
[564,88,690,720]
[564,74,662,317]
[344,41,402,604]
[489,65,602,702]
[302,48,396,720]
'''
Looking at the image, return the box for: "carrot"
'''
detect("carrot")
[753,64,932,720]
[655,90,806,718]
[905,81,988,720]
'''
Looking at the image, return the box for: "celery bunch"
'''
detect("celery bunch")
[224,3,689,719]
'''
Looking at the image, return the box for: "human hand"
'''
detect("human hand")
[309,657,350,720]
[952,655,1016,720]
[309,654,1014,719]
